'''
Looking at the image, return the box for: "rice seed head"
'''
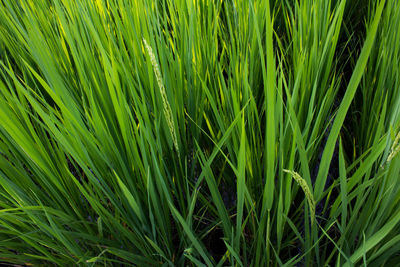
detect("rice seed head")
[283,169,315,225]
[387,131,400,162]
[143,38,180,157]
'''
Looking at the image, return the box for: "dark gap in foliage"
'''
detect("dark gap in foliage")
[205,227,226,263]
[340,0,370,160]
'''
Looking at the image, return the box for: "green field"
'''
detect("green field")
[0,0,399,265]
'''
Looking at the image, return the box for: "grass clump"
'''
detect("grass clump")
[0,0,399,266]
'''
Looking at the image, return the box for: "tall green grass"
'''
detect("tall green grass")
[0,0,399,265]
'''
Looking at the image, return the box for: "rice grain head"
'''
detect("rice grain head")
[387,131,400,162]
[283,169,316,225]
[143,39,180,158]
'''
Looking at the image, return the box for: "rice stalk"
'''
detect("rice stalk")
[142,38,180,158]
[283,169,316,225]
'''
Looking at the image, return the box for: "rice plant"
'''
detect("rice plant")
[0,0,399,266]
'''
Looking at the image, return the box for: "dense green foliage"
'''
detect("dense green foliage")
[0,0,399,265]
